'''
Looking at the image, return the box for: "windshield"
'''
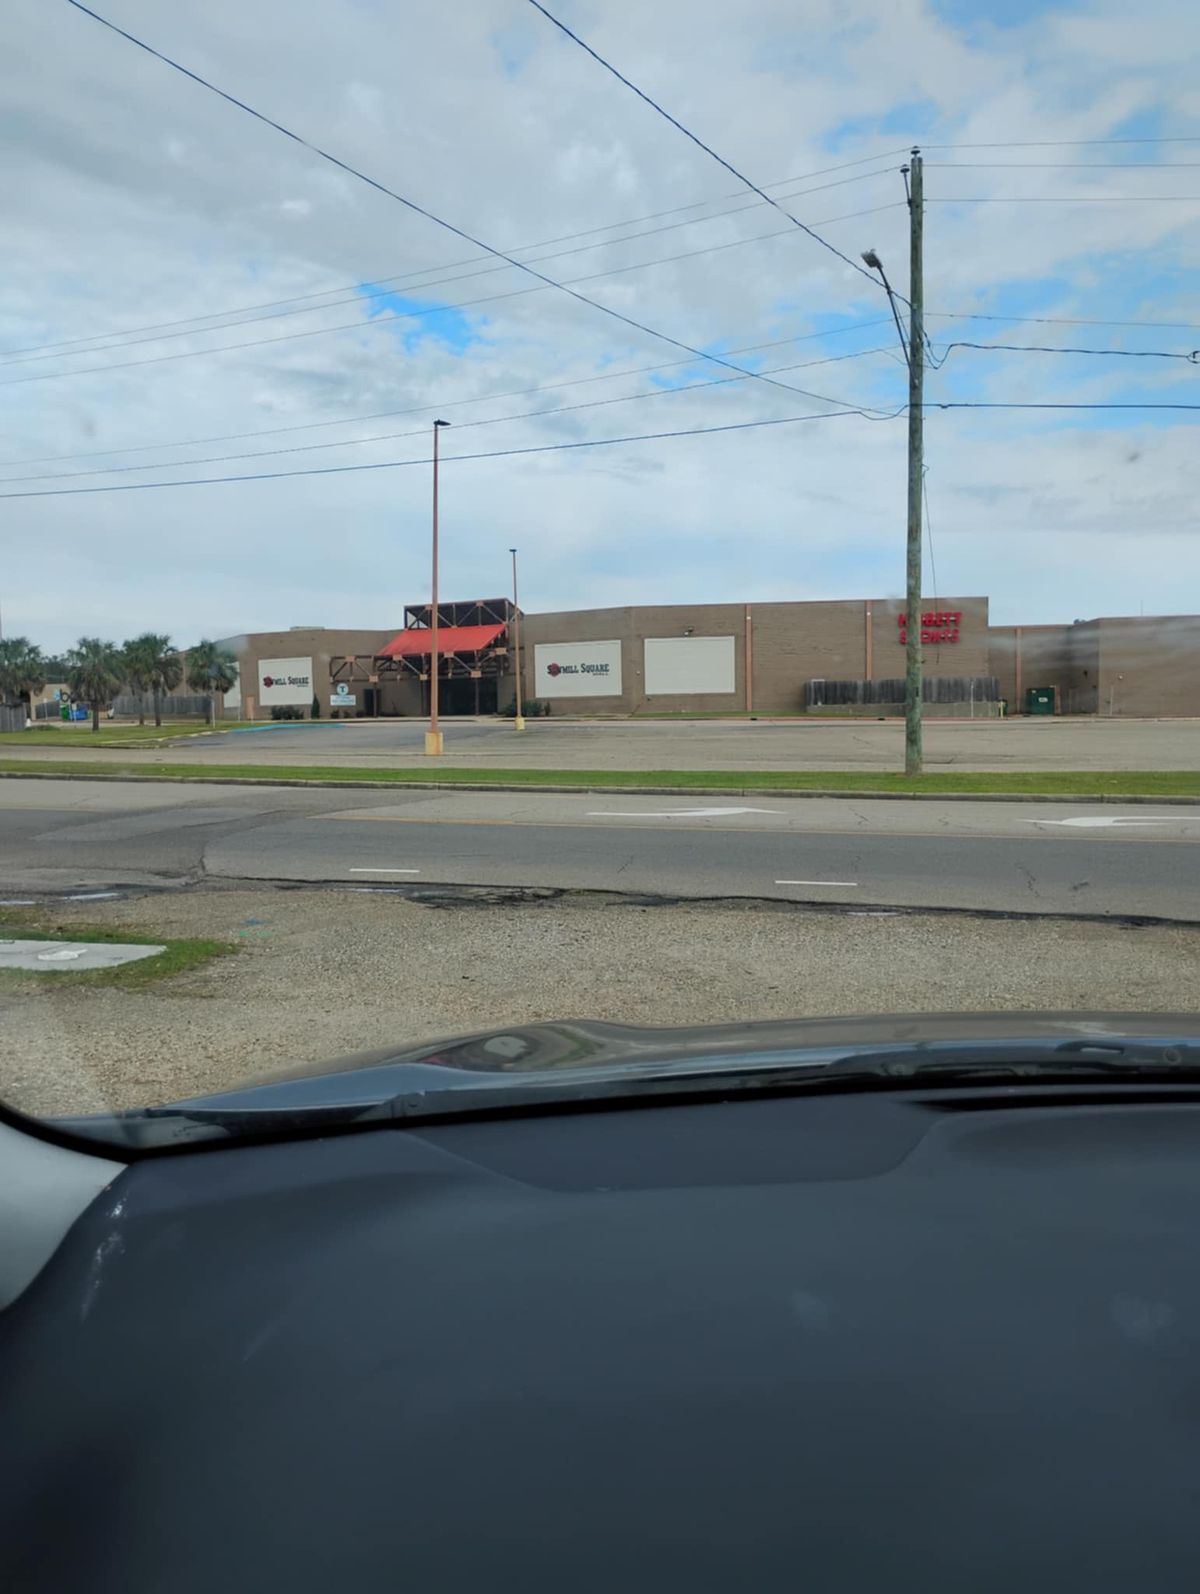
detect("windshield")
[2,0,1198,1142]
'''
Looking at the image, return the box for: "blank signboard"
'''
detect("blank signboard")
[643,635,736,696]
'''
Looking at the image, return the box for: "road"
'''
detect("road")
[6,714,1200,771]
[0,779,1196,919]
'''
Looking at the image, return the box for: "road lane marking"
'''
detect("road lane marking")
[586,807,781,818]
[313,813,1195,844]
[349,867,420,874]
[1029,817,1167,829]
[775,879,859,887]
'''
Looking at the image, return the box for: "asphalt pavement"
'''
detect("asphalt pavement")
[0,779,1196,920]
[6,714,1200,771]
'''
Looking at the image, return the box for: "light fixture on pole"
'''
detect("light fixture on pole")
[425,419,451,757]
[509,546,525,731]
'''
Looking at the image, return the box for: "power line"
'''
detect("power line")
[1,170,900,368]
[935,401,1200,411]
[10,308,1191,470]
[929,341,1200,367]
[928,311,1200,331]
[927,195,1200,202]
[0,315,899,468]
[1,346,899,485]
[923,137,1200,149]
[926,161,1200,168]
[0,199,904,393]
[0,406,904,501]
[61,3,883,416]
[4,396,1194,503]
[7,308,1191,471]
[524,0,886,292]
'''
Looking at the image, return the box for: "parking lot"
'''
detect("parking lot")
[5,714,1199,773]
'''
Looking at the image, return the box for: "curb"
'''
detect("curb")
[0,769,1197,804]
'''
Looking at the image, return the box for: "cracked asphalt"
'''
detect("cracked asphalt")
[1,779,1198,918]
[2,779,1197,1116]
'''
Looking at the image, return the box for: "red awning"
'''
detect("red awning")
[379,623,506,658]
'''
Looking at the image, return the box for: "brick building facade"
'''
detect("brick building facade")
[216,600,1198,720]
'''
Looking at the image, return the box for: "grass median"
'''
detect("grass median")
[0,723,255,749]
[0,912,234,990]
[0,758,1197,798]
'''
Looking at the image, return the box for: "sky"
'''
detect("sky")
[2,0,1198,650]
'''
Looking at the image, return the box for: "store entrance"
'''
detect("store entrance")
[431,677,499,716]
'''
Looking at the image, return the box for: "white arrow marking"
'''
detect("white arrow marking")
[1029,817,1168,829]
[586,807,780,819]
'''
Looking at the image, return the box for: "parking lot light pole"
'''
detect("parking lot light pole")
[510,546,525,731]
[425,419,451,756]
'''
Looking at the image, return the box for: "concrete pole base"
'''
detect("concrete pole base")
[513,715,526,731]
[424,730,444,756]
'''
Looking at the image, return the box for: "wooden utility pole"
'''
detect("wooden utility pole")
[510,546,525,731]
[904,147,924,776]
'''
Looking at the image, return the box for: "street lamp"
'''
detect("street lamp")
[425,419,451,756]
[509,546,525,731]
[860,250,909,369]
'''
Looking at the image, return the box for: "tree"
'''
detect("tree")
[0,638,47,716]
[65,638,122,733]
[186,640,237,726]
[124,633,181,727]
[121,636,154,725]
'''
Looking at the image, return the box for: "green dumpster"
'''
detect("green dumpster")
[60,703,71,721]
[1026,686,1055,716]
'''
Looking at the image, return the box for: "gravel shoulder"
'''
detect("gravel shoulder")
[3,888,1198,1117]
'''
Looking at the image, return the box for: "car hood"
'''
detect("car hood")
[52,1010,1200,1137]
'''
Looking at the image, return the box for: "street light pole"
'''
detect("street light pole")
[509,546,525,731]
[861,145,925,777]
[425,419,450,756]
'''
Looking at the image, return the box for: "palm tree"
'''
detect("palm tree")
[123,632,181,727]
[185,640,238,726]
[65,637,122,733]
[121,635,155,725]
[0,637,47,716]
[147,636,183,728]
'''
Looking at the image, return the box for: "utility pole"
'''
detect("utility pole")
[903,147,925,776]
[509,547,525,731]
[425,419,450,756]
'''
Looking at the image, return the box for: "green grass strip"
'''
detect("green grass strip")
[0,758,1197,797]
[0,913,234,989]
[0,723,253,749]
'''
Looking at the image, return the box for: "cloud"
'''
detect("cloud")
[1,0,1197,649]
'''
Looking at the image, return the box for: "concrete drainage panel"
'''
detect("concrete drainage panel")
[0,939,165,973]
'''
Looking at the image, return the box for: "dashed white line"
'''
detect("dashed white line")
[775,879,859,887]
[350,867,420,874]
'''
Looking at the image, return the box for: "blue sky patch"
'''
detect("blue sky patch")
[932,0,1083,32]
[355,283,485,354]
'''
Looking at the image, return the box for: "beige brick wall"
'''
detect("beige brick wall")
[521,598,994,715]
[988,624,1081,712]
[222,628,395,718]
[1096,616,1200,717]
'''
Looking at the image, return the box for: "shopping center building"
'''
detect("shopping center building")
[214,596,1199,720]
